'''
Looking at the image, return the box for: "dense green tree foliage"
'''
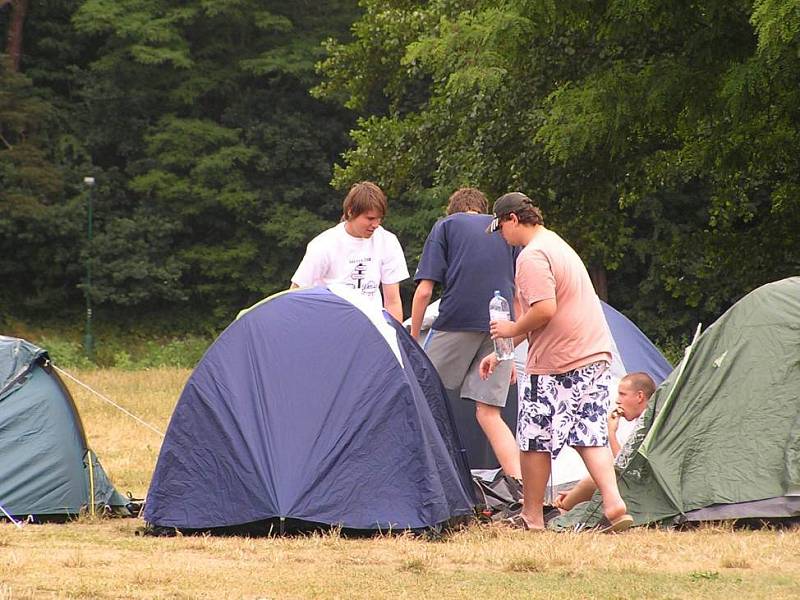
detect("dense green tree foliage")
[2,0,798,347]
[0,16,85,315]
[1,0,357,330]
[317,0,800,344]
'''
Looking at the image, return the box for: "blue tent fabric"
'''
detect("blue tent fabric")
[0,336,127,517]
[1,366,88,514]
[144,287,476,531]
[385,317,474,497]
[601,303,672,384]
[0,336,45,399]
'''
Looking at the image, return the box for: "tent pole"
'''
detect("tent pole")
[639,323,703,458]
[0,501,23,528]
[87,449,96,517]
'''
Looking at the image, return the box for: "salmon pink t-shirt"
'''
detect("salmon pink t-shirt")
[516,228,612,375]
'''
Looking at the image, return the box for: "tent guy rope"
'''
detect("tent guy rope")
[53,365,165,438]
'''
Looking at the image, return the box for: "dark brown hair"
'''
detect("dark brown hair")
[446,187,488,215]
[342,181,388,221]
[503,204,544,226]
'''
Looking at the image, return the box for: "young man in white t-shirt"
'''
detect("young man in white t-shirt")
[290,181,409,321]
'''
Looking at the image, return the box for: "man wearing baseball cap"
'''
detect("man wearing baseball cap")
[480,192,633,533]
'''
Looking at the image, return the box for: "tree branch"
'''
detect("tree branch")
[5,0,29,72]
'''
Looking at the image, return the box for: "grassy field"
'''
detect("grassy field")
[1,368,799,599]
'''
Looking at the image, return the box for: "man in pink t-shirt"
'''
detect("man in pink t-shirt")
[479,192,632,533]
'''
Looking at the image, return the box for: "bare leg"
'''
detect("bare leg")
[574,445,627,521]
[518,450,551,529]
[475,402,521,479]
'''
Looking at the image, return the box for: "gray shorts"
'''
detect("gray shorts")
[423,330,512,407]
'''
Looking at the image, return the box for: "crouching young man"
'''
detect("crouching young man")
[554,372,656,513]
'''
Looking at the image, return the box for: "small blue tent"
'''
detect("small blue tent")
[144,287,476,532]
[0,336,128,520]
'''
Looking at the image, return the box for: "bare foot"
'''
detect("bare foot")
[602,497,628,523]
[519,510,545,530]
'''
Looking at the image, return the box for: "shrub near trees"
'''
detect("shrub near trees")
[2,1,799,349]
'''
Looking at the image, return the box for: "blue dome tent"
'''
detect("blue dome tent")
[600,302,672,385]
[144,287,476,534]
[0,336,129,521]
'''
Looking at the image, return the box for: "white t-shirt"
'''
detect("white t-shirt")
[291,223,409,310]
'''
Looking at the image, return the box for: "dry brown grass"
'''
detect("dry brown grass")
[66,367,187,496]
[1,368,798,599]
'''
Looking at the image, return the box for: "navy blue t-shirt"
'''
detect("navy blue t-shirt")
[414,213,518,332]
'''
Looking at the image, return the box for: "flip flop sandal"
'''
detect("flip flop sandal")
[504,513,545,532]
[595,513,634,534]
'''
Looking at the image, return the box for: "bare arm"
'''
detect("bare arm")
[410,280,434,341]
[290,282,300,289]
[382,282,403,322]
[513,293,523,322]
[512,298,556,337]
[490,298,557,340]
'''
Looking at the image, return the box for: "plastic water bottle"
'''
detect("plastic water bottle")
[489,290,514,361]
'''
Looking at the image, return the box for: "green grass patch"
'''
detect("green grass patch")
[34,333,213,369]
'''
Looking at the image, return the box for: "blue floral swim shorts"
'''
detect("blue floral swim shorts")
[517,361,611,458]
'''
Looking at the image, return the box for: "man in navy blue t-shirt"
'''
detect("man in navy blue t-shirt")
[410,188,521,479]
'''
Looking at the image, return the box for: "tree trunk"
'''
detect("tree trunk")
[589,263,608,302]
[4,0,28,72]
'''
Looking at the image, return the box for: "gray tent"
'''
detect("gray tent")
[0,336,128,520]
[551,277,800,530]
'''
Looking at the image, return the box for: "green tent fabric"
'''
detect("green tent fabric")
[0,336,129,519]
[551,277,800,530]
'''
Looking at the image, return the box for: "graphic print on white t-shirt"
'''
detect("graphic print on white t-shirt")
[347,254,378,298]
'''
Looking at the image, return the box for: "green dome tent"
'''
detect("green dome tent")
[0,336,129,521]
[552,277,800,530]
